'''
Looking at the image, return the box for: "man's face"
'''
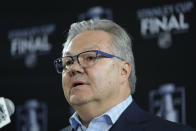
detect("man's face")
[62,30,122,107]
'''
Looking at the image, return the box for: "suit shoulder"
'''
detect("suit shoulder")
[140,113,195,131]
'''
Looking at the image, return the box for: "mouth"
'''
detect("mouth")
[72,81,89,88]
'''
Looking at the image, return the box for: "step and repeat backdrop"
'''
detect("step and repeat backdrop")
[0,0,195,131]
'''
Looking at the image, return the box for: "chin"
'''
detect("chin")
[69,95,91,106]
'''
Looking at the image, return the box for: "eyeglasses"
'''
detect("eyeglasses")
[54,50,124,74]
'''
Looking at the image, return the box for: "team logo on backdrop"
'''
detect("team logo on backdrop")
[16,99,47,131]
[149,83,186,124]
[136,1,194,48]
[8,24,56,68]
[78,6,113,20]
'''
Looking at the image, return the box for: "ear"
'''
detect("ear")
[120,61,131,84]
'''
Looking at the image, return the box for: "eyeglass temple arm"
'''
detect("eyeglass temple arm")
[97,50,124,61]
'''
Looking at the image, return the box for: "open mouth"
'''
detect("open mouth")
[72,82,85,88]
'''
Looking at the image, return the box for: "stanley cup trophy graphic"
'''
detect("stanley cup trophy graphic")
[156,84,178,122]
[26,100,41,131]
[16,99,47,131]
[149,83,186,124]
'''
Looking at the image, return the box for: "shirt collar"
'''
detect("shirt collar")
[69,95,133,129]
[104,95,133,124]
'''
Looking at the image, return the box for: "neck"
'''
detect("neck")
[73,86,131,127]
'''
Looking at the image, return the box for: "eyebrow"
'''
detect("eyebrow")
[64,46,100,56]
[64,52,72,56]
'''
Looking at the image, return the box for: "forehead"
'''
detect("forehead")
[63,30,113,56]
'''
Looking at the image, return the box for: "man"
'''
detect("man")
[54,19,195,131]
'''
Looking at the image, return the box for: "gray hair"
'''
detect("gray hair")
[62,19,136,94]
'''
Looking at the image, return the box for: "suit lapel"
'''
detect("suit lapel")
[109,101,150,131]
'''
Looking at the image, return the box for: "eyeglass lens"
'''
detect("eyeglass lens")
[55,51,98,73]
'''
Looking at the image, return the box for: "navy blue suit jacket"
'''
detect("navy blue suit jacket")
[60,101,195,131]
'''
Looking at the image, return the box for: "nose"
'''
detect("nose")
[68,59,84,76]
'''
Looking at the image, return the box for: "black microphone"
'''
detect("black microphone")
[0,97,15,128]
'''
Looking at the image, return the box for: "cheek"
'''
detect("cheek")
[90,63,118,89]
[62,74,71,98]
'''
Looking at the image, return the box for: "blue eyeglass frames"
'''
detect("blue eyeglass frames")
[54,50,124,74]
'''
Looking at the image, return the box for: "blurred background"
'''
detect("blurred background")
[0,0,195,130]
